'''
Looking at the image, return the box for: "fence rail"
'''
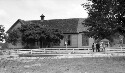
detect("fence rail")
[10,47,92,55]
[106,47,125,53]
[3,47,125,55]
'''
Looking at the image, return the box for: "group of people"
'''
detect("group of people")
[92,43,100,52]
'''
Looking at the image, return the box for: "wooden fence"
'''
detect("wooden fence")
[10,48,92,55]
[106,47,125,53]
[3,47,125,55]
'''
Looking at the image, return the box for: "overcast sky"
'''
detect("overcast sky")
[0,0,88,31]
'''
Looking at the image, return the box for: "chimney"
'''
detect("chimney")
[40,14,45,20]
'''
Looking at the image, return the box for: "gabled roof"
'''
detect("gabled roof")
[6,19,25,33]
[7,18,86,33]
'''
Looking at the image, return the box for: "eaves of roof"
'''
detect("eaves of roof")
[7,18,86,34]
[6,19,24,33]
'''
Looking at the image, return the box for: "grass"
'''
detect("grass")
[19,54,57,57]
[0,51,3,55]
[19,54,59,57]
[0,56,125,73]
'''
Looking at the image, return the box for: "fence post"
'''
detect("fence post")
[31,49,32,54]
[88,48,89,52]
[17,49,19,54]
[44,49,45,53]
[73,48,74,54]
[121,46,122,51]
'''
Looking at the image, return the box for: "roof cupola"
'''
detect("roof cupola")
[40,14,45,20]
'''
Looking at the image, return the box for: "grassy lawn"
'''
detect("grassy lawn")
[0,56,125,73]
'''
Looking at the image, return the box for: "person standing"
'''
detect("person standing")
[92,43,95,52]
[96,43,100,52]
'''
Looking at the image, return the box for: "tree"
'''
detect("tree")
[19,23,64,48]
[44,28,64,47]
[7,23,64,48]
[0,25,6,42]
[19,23,42,48]
[82,0,125,42]
[6,29,21,45]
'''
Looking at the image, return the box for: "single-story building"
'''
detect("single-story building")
[6,14,125,49]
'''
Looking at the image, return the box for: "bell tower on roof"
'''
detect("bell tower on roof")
[40,14,45,20]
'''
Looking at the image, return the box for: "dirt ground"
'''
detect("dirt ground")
[0,56,125,73]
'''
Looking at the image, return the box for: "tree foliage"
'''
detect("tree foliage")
[6,29,21,45]
[82,0,125,42]
[0,25,6,42]
[7,23,64,48]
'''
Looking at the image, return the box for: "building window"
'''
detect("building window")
[82,34,89,46]
[64,35,71,46]
[123,37,125,44]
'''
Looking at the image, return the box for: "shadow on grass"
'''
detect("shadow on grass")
[19,54,59,57]
[111,56,125,62]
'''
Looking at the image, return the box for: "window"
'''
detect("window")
[67,35,71,45]
[82,34,89,46]
[123,37,125,44]
[64,35,71,46]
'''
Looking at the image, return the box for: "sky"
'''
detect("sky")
[0,0,88,31]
